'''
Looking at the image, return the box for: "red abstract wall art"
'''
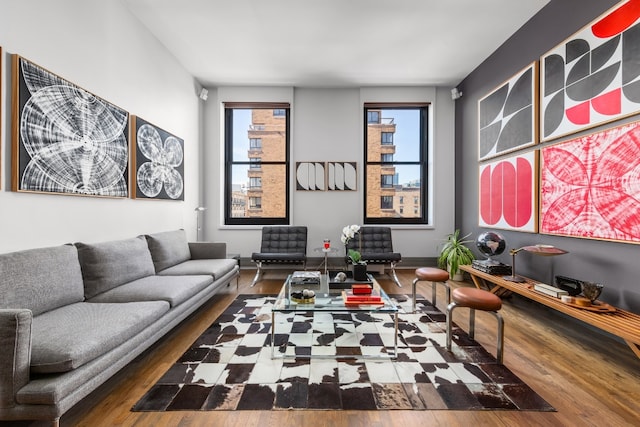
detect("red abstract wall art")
[479,151,538,232]
[541,0,640,141]
[540,120,640,243]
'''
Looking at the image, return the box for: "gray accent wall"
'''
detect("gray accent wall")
[455,0,640,312]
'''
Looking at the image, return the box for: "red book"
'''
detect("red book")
[343,299,385,306]
[352,284,373,294]
[342,290,382,302]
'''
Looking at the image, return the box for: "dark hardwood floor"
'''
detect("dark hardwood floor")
[8,269,640,426]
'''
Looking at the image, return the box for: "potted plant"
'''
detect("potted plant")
[342,224,368,280]
[438,229,475,280]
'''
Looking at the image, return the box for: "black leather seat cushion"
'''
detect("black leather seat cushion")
[360,252,402,263]
[252,252,306,262]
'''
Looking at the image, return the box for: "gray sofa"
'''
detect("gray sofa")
[0,229,238,426]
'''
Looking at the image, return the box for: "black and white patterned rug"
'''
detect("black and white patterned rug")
[132,294,554,411]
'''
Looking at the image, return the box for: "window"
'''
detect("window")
[381,174,394,188]
[224,103,290,225]
[249,197,262,209]
[364,104,428,224]
[249,177,262,189]
[381,196,393,209]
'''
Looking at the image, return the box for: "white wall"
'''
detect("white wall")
[0,1,456,258]
[205,86,456,259]
[0,0,201,252]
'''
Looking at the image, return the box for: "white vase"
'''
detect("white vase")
[448,264,464,281]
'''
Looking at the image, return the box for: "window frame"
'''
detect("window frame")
[249,138,262,149]
[224,102,290,225]
[380,174,394,189]
[367,110,380,124]
[381,195,394,210]
[381,153,394,162]
[363,103,429,225]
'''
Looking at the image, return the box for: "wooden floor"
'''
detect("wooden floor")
[14,270,640,426]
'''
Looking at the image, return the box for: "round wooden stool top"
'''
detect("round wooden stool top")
[415,267,449,282]
[452,287,502,311]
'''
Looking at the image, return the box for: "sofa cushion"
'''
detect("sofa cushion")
[76,236,156,299]
[145,229,192,272]
[158,258,237,281]
[87,275,214,307]
[0,245,84,316]
[30,300,170,373]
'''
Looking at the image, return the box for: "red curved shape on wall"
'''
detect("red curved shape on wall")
[591,88,621,115]
[501,159,533,228]
[479,166,493,224]
[480,157,533,228]
[566,101,591,125]
[592,0,640,38]
[490,163,505,225]
[501,161,518,227]
[515,157,533,227]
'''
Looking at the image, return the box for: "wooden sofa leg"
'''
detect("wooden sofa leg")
[250,262,263,287]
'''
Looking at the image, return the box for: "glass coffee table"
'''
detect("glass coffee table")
[271,273,399,359]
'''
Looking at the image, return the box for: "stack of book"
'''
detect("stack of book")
[472,260,512,275]
[341,284,384,306]
[290,271,321,286]
[533,283,568,298]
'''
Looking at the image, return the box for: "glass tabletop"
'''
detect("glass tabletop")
[272,273,398,313]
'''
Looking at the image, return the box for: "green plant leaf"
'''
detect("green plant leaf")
[348,249,362,264]
[437,229,475,278]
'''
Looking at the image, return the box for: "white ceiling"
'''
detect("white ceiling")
[122,0,549,88]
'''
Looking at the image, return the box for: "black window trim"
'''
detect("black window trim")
[363,103,429,225]
[224,102,290,225]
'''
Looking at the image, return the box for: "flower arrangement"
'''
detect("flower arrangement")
[341,224,363,264]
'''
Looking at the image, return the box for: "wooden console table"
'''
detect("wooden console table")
[460,264,640,359]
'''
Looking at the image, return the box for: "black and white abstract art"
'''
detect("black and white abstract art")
[12,55,129,197]
[478,62,537,161]
[327,162,357,191]
[296,162,325,191]
[132,116,184,200]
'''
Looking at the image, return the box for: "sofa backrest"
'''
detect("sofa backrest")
[144,229,191,272]
[76,236,156,299]
[0,244,84,315]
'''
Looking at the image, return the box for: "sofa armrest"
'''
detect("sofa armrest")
[0,309,32,409]
[188,242,227,260]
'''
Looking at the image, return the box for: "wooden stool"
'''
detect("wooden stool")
[446,287,504,364]
[412,267,450,312]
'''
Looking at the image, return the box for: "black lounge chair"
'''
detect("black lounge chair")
[345,226,402,287]
[251,226,307,287]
